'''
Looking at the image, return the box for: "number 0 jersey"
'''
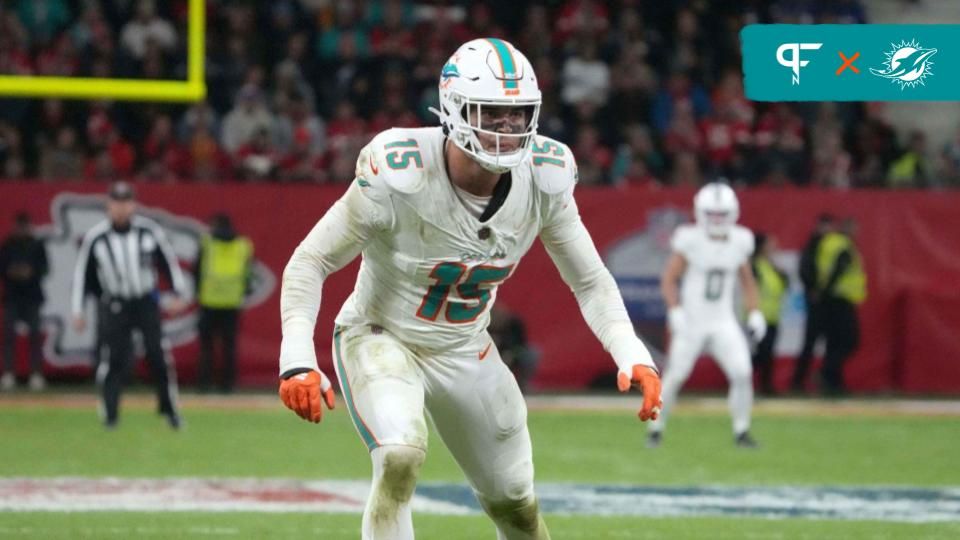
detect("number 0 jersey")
[280,127,654,375]
[671,224,754,323]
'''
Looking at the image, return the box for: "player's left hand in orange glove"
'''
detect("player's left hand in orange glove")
[617,364,662,421]
[279,370,335,423]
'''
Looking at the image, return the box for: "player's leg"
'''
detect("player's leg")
[752,323,778,395]
[332,324,429,540]
[648,326,706,438]
[196,308,214,392]
[221,309,238,392]
[423,334,549,539]
[136,298,179,421]
[97,301,132,426]
[821,299,858,395]
[709,321,755,442]
[1,301,18,384]
[792,299,821,391]
[25,302,45,387]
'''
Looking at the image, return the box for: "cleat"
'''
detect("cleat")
[646,431,662,449]
[166,413,182,431]
[28,373,46,392]
[735,431,760,449]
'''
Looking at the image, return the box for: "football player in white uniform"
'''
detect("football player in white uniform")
[277,38,662,540]
[648,183,766,449]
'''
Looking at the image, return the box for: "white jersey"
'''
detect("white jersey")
[279,126,654,375]
[672,224,754,322]
[336,126,551,349]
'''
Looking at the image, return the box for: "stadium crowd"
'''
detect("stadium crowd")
[0,0,957,188]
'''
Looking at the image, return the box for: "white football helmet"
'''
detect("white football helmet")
[432,38,541,173]
[694,182,740,236]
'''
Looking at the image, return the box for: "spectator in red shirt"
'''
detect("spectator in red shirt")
[0,13,34,75]
[277,124,327,183]
[186,125,228,183]
[84,107,135,180]
[234,128,278,181]
[699,104,752,178]
[36,34,79,76]
[554,0,610,46]
[664,101,704,157]
[326,100,367,160]
[754,103,807,184]
[141,114,188,182]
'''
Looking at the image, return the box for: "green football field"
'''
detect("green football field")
[1,391,958,539]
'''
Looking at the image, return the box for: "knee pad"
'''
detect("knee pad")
[377,446,425,503]
[478,493,541,535]
[730,371,753,388]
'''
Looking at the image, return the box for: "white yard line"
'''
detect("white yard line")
[1,478,958,522]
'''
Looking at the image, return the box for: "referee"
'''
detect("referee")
[71,182,188,429]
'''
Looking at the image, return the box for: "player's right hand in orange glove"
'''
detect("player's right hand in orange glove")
[617,365,662,421]
[279,370,335,423]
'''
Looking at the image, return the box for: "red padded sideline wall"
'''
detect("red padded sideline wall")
[1,182,958,393]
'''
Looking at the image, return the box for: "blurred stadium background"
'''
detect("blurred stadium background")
[1,0,959,538]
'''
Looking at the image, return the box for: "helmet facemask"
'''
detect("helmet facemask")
[446,93,541,173]
[694,183,740,237]
[697,208,737,236]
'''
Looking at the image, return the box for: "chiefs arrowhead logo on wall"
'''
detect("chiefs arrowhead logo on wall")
[35,193,276,368]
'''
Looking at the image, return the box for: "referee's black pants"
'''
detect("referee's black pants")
[96,296,178,424]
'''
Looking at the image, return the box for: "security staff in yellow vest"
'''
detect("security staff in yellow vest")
[195,214,253,393]
[750,233,788,396]
[815,218,867,396]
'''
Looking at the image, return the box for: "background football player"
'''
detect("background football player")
[648,182,766,449]
[277,38,662,540]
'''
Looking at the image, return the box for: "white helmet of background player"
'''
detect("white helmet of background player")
[694,182,740,236]
[432,38,541,173]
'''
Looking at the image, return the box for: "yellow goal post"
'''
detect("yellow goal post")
[0,0,205,102]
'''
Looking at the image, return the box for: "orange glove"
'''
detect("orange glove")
[617,365,663,421]
[279,371,335,423]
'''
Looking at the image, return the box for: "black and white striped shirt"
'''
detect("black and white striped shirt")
[71,216,186,315]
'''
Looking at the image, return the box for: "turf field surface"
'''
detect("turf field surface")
[1,392,957,539]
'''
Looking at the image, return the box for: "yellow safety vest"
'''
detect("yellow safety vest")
[755,257,787,324]
[816,232,867,304]
[198,236,252,309]
[888,151,921,188]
